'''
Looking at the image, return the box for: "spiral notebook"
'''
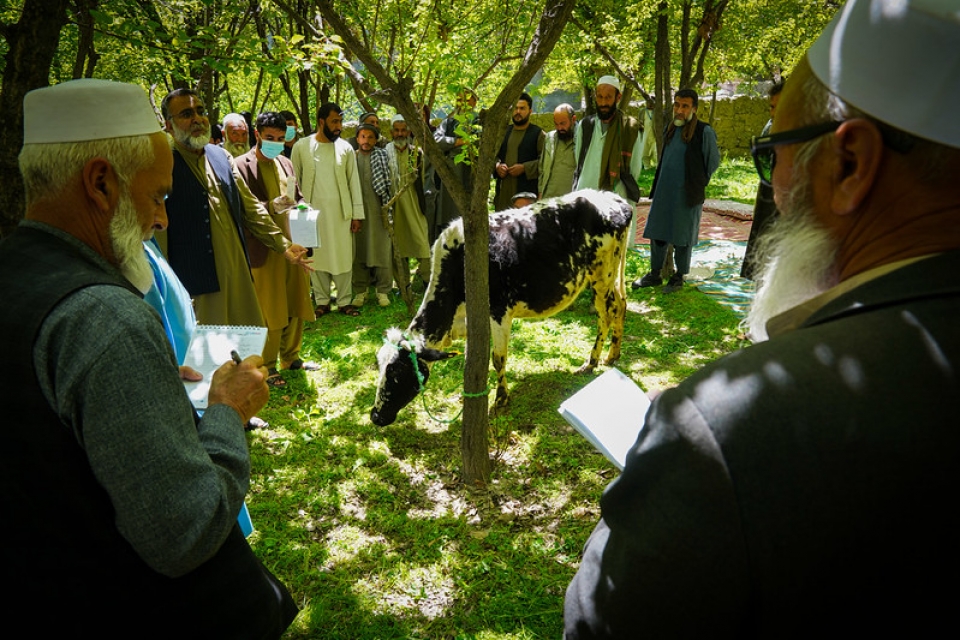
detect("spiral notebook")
[182,324,267,409]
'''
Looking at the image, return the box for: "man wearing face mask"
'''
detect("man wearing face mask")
[280,110,299,159]
[385,114,431,289]
[235,112,316,381]
[635,88,720,293]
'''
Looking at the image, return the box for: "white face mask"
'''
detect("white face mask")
[285,125,296,141]
[260,139,285,159]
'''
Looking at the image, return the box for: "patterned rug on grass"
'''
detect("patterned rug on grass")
[632,239,755,319]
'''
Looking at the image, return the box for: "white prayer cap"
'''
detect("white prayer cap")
[391,113,405,124]
[808,0,960,148]
[597,75,621,92]
[23,78,160,144]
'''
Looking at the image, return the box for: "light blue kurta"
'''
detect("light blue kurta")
[643,125,719,247]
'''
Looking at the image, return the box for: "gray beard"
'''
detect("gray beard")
[110,191,154,294]
[172,122,211,152]
[224,140,249,157]
[745,172,841,342]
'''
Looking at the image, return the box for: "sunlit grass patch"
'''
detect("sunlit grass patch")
[249,180,750,638]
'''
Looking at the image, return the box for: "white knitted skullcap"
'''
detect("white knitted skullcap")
[808,0,960,148]
[24,79,160,144]
[597,75,621,92]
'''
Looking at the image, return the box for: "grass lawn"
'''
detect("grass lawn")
[247,239,750,638]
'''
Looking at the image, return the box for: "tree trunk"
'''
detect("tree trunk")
[653,1,670,154]
[314,0,575,486]
[71,0,100,79]
[0,0,72,238]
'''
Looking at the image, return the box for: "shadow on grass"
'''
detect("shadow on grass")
[243,251,743,639]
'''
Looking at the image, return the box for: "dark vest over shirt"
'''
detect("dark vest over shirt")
[164,144,250,296]
[651,120,710,207]
[495,124,543,198]
[0,225,296,636]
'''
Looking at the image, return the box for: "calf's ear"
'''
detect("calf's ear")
[420,348,459,362]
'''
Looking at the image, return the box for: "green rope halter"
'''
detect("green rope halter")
[386,334,490,424]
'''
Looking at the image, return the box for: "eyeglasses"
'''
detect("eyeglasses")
[172,106,207,121]
[750,121,842,187]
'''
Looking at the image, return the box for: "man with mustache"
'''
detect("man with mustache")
[156,88,309,328]
[574,75,643,251]
[538,103,578,199]
[564,0,960,636]
[351,123,394,308]
[574,76,643,203]
[635,88,720,293]
[0,79,297,635]
[222,112,250,158]
[385,113,432,290]
[493,91,545,211]
[291,102,365,316]
[348,111,388,150]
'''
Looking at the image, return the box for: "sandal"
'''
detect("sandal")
[314,304,331,317]
[266,369,287,387]
[287,359,320,371]
[245,416,269,431]
[339,305,361,317]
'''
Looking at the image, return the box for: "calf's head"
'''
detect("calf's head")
[371,328,457,426]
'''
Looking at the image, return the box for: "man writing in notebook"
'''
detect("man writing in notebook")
[565,0,960,636]
[0,79,298,635]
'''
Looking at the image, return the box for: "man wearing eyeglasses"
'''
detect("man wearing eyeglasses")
[156,89,310,328]
[565,0,960,636]
[633,88,720,293]
[740,81,784,280]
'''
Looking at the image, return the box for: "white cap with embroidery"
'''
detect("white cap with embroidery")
[23,78,160,144]
[807,0,960,148]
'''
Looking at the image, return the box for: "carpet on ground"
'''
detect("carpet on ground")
[631,239,755,319]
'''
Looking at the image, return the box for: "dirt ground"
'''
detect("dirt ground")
[633,198,754,245]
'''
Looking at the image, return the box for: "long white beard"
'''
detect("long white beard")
[745,173,841,342]
[110,192,155,294]
[224,140,249,157]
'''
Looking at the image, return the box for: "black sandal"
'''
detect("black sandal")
[266,369,286,387]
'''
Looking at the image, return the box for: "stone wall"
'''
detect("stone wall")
[698,95,771,157]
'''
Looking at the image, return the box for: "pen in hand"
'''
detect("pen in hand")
[230,350,242,365]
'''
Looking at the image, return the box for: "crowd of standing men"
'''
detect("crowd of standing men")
[5,0,958,634]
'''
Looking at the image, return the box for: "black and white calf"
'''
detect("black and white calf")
[371,189,633,426]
